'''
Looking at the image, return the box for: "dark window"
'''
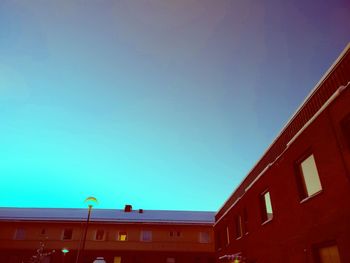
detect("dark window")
[95,229,105,240]
[14,228,25,240]
[41,228,46,235]
[140,230,152,242]
[62,229,73,240]
[243,208,248,234]
[216,230,222,250]
[260,191,273,223]
[341,113,350,149]
[199,231,210,243]
[235,215,242,239]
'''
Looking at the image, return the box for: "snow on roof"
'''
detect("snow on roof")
[0,207,215,225]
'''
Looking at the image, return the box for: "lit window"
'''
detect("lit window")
[95,229,105,241]
[235,215,242,239]
[62,229,73,240]
[199,232,210,243]
[114,256,122,263]
[14,228,25,240]
[140,230,152,242]
[315,242,341,263]
[260,191,273,223]
[118,231,127,241]
[298,154,322,198]
[166,257,175,263]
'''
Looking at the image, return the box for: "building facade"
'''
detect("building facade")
[0,207,215,263]
[214,44,350,263]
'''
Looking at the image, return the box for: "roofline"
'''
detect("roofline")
[0,218,214,225]
[216,42,350,216]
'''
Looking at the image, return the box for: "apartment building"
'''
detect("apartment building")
[0,206,215,263]
[214,44,350,263]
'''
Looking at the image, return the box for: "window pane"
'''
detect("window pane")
[95,230,104,240]
[226,226,230,245]
[301,155,322,196]
[140,230,152,242]
[63,229,73,240]
[114,256,121,263]
[14,228,25,240]
[118,232,127,241]
[199,232,209,243]
[235,215,242,238]
[261,191,273,222]
[318,245,341,263]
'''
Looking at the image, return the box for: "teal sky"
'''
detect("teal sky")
[1,0,349,211]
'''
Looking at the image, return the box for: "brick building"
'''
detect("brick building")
[214,44,350,262]
[0,206,215,263]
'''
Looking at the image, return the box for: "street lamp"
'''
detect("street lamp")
[75,196,98,263]
[61,248,69,263]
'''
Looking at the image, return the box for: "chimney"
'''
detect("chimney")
[124,204,132,212]
[138,209,144,214]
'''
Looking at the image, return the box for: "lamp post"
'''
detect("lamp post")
[75,196,98,263]
[61,248,69,263]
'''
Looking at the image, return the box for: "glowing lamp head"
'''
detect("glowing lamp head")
[84,196,98,208]
[61,248,69,254]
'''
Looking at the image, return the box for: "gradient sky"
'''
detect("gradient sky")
[1,0,349,211]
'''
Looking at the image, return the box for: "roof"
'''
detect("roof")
[0,207,215,225]
[216,42,350,221]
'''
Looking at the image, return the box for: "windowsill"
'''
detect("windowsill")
[261,218,273,226]
[300,190,323,204]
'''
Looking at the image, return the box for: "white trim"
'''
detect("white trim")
[287,82,350,147]
[300,190,323,204]
[261,218,273,226]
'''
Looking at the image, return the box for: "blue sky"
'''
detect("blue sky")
[1,0,349,211]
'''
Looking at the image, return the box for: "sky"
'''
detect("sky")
[1,0,349,211]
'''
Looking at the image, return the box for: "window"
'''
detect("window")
[118,231,127,241]
[114,256,122,263]
[216,230,222,250]
[243,208,248,234]
[95,229,105,241]
[260,191,273,223]
[235,215,243,239]
[169,231,181,238]
[62,229,73,240]
[226,226,230,245]
[341,113,350,149]
[14,228,25,240]
[40,228,46,235]
[314,242,341,263]
[166,258,175,263]
[297,154,322,199]
[199,231,210,243]
[140,230,152,242]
